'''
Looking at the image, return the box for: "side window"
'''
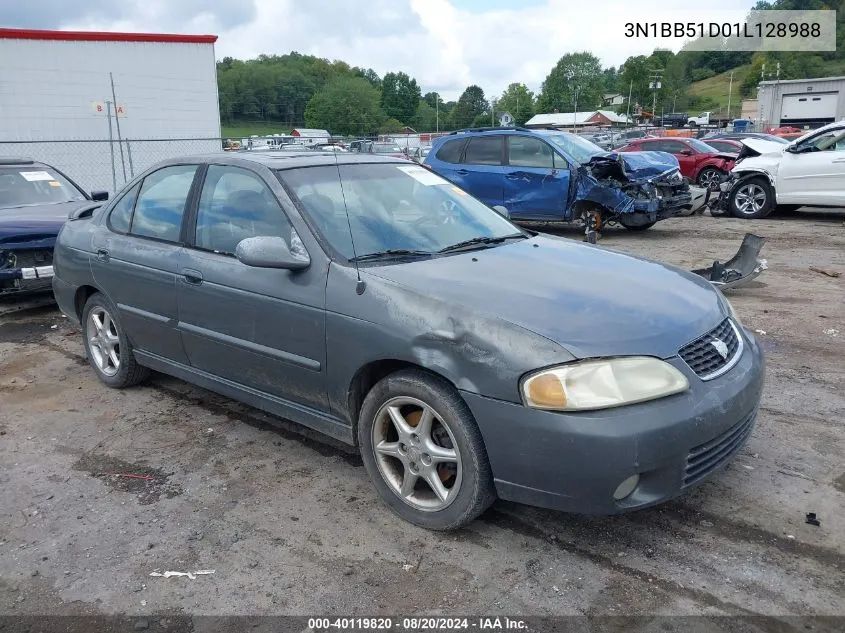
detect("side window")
[435,138,466,163]
[277,166,355,259]
[508,136,555,169]
[195,165,293,256]
[107,182,140,233]
[661,141,689,154]
[131,165,197,242]
[463,136,503,165]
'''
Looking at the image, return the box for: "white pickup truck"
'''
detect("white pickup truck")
[687,111,730,128]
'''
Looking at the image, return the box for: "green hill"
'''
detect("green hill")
[686,66,751,115]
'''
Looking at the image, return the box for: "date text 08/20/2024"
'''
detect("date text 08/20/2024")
[308,617,528,631]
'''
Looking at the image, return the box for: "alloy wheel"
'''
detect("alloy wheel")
[734,183,767,215]
[698,169,722,190]
[371,396,462,512]
[87,307,121,377]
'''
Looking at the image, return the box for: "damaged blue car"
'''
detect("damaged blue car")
[424,128,691,238]
[1,157,107,296]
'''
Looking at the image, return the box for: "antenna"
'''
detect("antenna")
[332,148,365,294]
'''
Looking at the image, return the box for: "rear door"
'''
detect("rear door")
[426,137,467,182]
[457,135,505,207]
[90,164,199,365]
[503,135,569,220]
[651,140,697,178]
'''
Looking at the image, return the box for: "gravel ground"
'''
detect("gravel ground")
[1,210,843,622]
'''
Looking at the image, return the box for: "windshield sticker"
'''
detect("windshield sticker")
[20,171,54,182]
[396,165,445,186]
[48,180,63,187]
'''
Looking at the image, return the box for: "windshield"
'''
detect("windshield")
[537,132,603,164]
[373,144,401,154]
[688,139,722,153]
[278,163,521,260]
[0,166,87,209]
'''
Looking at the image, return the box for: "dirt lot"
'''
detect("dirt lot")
[1,210,844,622]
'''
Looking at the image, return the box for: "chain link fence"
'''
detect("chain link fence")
[0,138,224,195]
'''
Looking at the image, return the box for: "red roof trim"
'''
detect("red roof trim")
[0,28,217,44]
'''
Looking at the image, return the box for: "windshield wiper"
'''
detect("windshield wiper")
[349,249,433,262]
[438,234,525,253]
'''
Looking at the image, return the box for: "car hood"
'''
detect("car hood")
[740,138,786,156]
[0,200,89,242]
[589,151,681,183]
[363,235,726,359]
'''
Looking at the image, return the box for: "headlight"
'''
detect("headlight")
[522,357,689,411]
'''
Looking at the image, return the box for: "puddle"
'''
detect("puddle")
[73,454,183,505]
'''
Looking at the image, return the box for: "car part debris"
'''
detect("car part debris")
[805,512,820,527]
[149,570,215,579]
[691,233,767,290]
[809,266,840,278]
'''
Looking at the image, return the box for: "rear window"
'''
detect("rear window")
[463,136,502,165]
[435,138,466,163]
[0,166,87,209]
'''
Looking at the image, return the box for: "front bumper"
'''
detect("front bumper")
[0,265,55,294]
[463,326,765,515]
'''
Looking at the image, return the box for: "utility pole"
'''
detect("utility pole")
[649,70,663,125]
[435,95,439,133]
[727,71,734,121]
[626,78,633,125]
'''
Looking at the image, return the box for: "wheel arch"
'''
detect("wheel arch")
[346,359,460,444]
[74,284,101,320]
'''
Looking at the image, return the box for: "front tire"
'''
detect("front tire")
[82,293,149,388]
[357,369,495,530]
[697,167,724,190]
[729,177,773,219]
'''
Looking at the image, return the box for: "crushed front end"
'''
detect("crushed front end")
[0,235,56,296]
[578,152,691,227]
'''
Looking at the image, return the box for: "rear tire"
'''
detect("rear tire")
[82,293,149,388]
[357,369,495,530]
[728,176,773,219]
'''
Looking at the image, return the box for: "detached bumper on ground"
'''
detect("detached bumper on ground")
[464,326,765,514]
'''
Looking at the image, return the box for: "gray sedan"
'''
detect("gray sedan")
[52,153,764,530]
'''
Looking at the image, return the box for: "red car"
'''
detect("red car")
[617,137,736,190]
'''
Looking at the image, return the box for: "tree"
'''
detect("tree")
[380,72,421,125]
[305,76,385,136]
[497,83,535,125]
[602,67,618,93]
[423,91,441,109]
[617,55,652,113]
[536,52,603,114]
[452,85,488,128]
[380,117,406,133]
[412,101,437,131]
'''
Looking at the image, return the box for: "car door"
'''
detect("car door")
[177,163,329,411]
[776,128,845,205]
[90,164,199,365]
[455,135,505,207]
[651,140,696,178]
[503,135,569,220]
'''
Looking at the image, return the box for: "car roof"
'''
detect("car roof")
[158,152,408,170]
[0,157,50,168]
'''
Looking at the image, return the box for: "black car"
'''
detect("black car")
[0,157,107,296]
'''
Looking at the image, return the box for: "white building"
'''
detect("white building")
[0,28,222,193]
[757,76,845,129]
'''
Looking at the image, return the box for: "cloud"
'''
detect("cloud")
[2,0,755,101]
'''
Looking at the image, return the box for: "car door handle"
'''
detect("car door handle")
[455,169,469,175]
[182,269,203,284]
[506,172,522,180]
[96,249,110,263]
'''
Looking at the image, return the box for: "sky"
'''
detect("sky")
[2,0,757,100]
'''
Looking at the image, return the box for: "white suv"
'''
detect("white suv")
[726,120,845,218]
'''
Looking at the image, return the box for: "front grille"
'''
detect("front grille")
[684,409,757,487]
[679,318,741,380]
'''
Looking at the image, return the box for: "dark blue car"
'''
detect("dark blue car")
[0,157,107,296]
[424,128,692,233]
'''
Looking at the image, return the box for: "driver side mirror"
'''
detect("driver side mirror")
[492,205,510,219]
[679,149,693,156]
[90,190,109,201]
[235,236,310,270]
